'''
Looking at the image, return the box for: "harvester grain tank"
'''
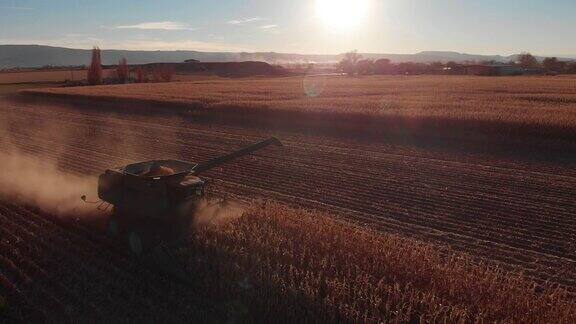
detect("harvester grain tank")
[96,137,282,254]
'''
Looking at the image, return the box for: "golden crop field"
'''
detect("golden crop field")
[2,82,576,321]
[188,203,576,322]
[3,0,576,321]
[2,198,575,323]
[26,75,576,128]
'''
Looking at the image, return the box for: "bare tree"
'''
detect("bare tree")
[116,58,129,83]
[374,58,393,74]
[159,65,174,82]
[136,66,148,83]
[87,46,103,85]
[542,57,567,73]
[152,65,174,82]
[152,66,162,82]
[338,50,362,76]
[517,52,538,68]
[356,59,374,75]
[566,61,576,74]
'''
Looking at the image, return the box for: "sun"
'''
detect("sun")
[316,0,369,32]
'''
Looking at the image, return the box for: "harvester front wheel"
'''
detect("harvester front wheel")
[107,218,120,238]
[128,231,144,255]
[127,231,157,256]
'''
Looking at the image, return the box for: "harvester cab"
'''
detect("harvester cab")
[96,137,282,255]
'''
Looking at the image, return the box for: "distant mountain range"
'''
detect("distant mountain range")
[0,45,574,69]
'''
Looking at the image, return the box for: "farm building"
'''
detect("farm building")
[446,64,524,76]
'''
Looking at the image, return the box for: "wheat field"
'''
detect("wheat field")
[26,75,576,126]
[187,202,576,323]
[3,82,576,322]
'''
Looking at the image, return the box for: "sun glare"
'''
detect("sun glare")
[316,0,369,32]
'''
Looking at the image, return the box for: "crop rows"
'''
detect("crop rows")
[7,127,576,262]
[4,100,576,178]
[2,99,575,292]
[8,108,576,234]
[25,76,576,130]
[182,202,576,323]
[0,200,219,322]
[2,194,574,322]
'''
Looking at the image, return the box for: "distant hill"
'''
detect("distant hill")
[0,45,574,69]
[143,61,286,77]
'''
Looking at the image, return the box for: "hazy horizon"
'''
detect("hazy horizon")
[1,0,576,56]
[3,44,576,59]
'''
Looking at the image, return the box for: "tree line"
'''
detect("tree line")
[86,47,173,86]
[338,50,576,76]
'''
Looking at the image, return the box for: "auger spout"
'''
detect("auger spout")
[192,137,283,175]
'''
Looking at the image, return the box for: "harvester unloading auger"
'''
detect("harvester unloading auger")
[95,137,283,255]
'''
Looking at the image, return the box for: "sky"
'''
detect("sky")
[1,0,575,56]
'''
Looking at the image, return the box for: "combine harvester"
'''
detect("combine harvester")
[92,137,282,256]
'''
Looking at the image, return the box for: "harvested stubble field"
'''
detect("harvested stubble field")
[2,75,576,321]
[23,75,576,141]
[2,200,575,322]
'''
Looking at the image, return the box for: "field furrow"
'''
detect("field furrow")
[6,129,576,265]
[1,92,576,319]
[0,199,218,322]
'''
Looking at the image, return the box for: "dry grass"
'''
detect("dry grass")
[0,69,116,84]
[187,203,576,323]
[0,69,219,85]
[0,83,56,95]
[25,75,576,126]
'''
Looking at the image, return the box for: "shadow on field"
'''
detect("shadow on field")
[0,200,336,323]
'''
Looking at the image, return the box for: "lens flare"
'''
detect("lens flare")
[303,75,327,97]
